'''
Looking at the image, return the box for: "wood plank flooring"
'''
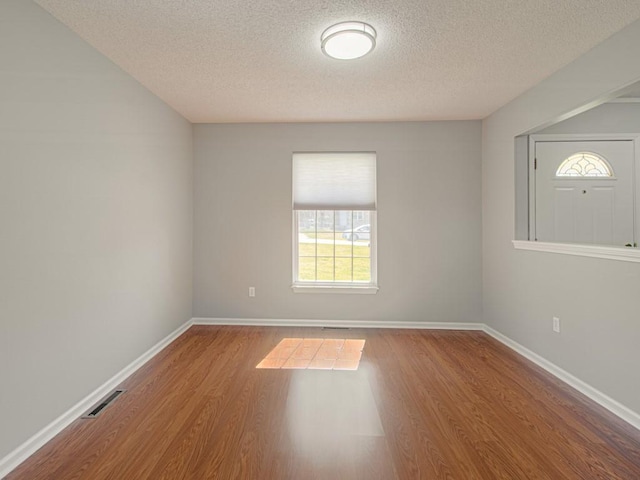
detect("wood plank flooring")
[7,326,640,479]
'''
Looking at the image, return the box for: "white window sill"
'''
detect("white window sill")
[512,240,640,263]
[291,285,379,294]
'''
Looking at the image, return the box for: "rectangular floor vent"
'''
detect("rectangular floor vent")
[322,326,350,330]
[82,390,126,419]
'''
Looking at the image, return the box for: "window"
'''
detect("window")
[292,152,377,292]
[297,210,373,282]
[555,152,613,177]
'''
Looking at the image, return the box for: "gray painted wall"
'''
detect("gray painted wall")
[194,122,482,323]
[0,0,193,458]
[4,0,638,466]
[483,19,640,413]
[540,102,640,134]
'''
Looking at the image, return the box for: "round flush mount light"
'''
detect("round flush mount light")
[321,21,377,60]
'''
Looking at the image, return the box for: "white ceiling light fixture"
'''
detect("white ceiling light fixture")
[321,21,377,60]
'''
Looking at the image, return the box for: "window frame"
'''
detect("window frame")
[292,210,378,294]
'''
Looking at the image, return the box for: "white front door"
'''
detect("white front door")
[535,140,635,246]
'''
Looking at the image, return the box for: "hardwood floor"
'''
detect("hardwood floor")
[7,326,640,479]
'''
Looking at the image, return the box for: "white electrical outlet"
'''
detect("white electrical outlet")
[552,316,560,333]
[249,287,255,297]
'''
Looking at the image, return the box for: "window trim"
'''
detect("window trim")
[292,210,378,293]
[291,285,379,294]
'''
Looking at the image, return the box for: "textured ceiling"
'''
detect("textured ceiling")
[35,0,640,123]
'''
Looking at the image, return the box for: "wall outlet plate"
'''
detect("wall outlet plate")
[249,287,255,297]
[553,316,560,333]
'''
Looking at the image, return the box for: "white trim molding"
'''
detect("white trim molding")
[291,285,379,294]
[192,317,482,330]
[483,325,640,431]
[0,319,194,479]
[513,240,640,263]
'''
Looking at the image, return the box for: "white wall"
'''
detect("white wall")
[540,102,640,134]
[483,19,640,413]
[194,122,482,323]
[0,0,193,459]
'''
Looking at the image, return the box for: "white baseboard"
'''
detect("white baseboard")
[483,325,640,431]
[0,318,194,479]
[191,317,484,330]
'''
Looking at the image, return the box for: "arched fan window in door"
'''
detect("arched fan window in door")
[555,152,613,177]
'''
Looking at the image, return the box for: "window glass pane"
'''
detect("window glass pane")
[316,210,334,231]
[350,212,371,247]
[353,258,371,282]
[298,257,316,281]
[333,232,349,245]
[317,257,334,281]
[353,243,370,258]
[351,231,369,243]
[335,236,352,257]
[298,211,316,258]
[298,242,315,256]
[353,211,370,229]
[335,211,352,232]
[298,211,316,233]
[335,258,353,282]
[317,242,334,257]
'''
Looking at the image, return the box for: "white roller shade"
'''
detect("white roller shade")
[293,152,377,210]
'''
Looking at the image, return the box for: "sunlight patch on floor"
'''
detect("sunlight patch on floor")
[256,338,365,370]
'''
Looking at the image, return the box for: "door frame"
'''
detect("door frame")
[529,133,640,244]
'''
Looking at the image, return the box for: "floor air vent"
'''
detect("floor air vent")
[82,390,126,419]
[322,326,350,330]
